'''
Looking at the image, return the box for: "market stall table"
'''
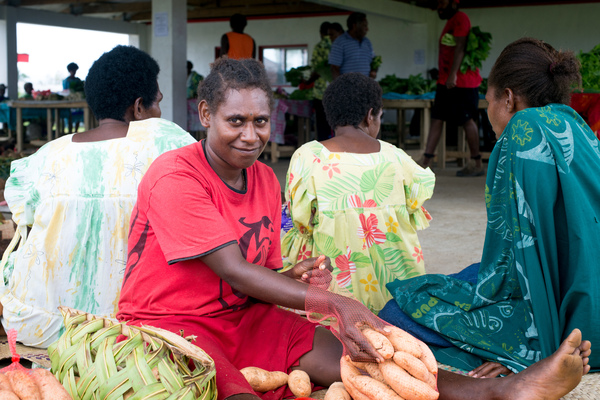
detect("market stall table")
[4,100,92,152]
[265,98,312,163]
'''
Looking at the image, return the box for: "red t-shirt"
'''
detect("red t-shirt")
[438,11,482,88]
[117,140,282,320]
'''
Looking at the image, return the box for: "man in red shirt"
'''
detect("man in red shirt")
[220,13,256,59]
[420,0,484,176]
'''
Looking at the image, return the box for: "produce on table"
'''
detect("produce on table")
[285,66,312,87]
[324,382,351,400]
[288,369,312,397]
[240,367,289,392]
[378,74,436,95]
[577,43,600,91]
[460,26,492,74]
[339,325,439,400]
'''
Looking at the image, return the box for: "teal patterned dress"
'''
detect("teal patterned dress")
[389,104,600,372]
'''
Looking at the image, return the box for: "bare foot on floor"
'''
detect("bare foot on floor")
[502,329,591,400]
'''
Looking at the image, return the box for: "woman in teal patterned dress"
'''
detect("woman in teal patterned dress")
[281,72,435,314]
[388,37,600,376]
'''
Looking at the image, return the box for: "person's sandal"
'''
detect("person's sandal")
[456,164,485,177]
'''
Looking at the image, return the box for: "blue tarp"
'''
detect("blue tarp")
[382,91,436,100]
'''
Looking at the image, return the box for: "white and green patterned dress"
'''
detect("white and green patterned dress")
[0,118,195,348]
[281,140,435,313]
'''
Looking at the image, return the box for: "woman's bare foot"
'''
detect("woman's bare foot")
[498,329,590,400]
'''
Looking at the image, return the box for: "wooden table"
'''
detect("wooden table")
[382,98,489,169]
[7,100,93,152]
[382,98,433,150]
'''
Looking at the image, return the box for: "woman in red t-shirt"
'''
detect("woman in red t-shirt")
[118,57,590,400]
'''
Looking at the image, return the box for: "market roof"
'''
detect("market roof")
[3,0,599,23]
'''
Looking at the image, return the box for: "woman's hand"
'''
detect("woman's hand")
[313,289,390,363]
[282,255,331,284]
[468,362,514,378]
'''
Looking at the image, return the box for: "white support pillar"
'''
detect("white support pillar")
[151,0,187,129]
[1,6,18,100]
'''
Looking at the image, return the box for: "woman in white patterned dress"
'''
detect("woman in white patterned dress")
[0,45,196,347]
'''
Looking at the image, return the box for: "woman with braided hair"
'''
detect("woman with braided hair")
[389,37,600,378]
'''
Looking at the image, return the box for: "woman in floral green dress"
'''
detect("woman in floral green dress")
[281,72,435,314]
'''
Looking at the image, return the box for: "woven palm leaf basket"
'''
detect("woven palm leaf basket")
[47,306,217,400]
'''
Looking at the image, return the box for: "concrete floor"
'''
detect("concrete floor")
[266,156,488,275]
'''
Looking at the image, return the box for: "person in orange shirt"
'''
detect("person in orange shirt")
[220,13,256,59]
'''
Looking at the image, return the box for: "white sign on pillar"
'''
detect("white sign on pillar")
[151,0,187,130]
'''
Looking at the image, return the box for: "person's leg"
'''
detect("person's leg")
[436,328,590,400]
[463,118,482,169]
[297,326,589,400]
[421,118,444,168]
[296,326,344,386]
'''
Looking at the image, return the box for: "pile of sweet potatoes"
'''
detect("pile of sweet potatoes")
[0,368,71,400]
[339,326,439,400]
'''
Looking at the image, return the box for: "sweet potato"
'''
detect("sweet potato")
[5,370,41,400]
[386,326,423,359]
[363,363,386,384]
[288,369,311,398]
[0,374,13,392]
[393,351,436,389]
[350,374,404,400]
[0,389,20,400]
[240,367,288,392]
[418,341,438,377]
[324,382,351,400]
[31,368,72,400]
[340,356,371,400]
[361,327,394,359]
[380,360,439,400]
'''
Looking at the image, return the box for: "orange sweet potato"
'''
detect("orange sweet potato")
[0,389,20,400]
[0,374,13,392]
[324,382,351,400]
[393,351,436,389]
[340,356,371,400]
[240,367,288,392]
[350,374,404,400]
[386,326,423,359]
[30,368,72,400]
[361,327,394,359]
[288,369,312,398]
[5,370,41,400]
[363,363,386,384]
[417,341,438,377]
[380,360,439,400]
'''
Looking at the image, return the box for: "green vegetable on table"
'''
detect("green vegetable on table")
[577,43,600,92]
[460,26,492,74]
[378,73,436,95]
[284,66,312,87]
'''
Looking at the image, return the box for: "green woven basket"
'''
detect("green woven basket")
[48,307,217,400]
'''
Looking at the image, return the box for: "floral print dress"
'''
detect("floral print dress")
[281,140,435,313]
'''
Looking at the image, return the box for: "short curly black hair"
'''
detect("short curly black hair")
[84,45,160,121]
[67,62,79,72]
[198,57,273,115]
[323,72,382,129]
